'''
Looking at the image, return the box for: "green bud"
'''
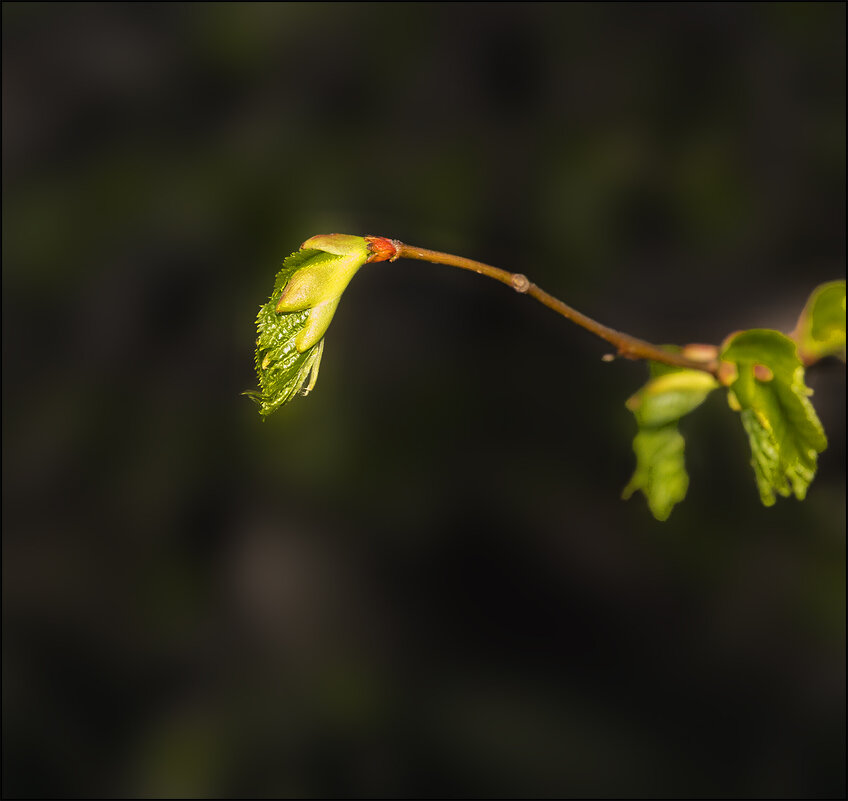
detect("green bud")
[248,234,371,417]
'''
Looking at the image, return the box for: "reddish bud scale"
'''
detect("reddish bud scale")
[717,360,738,386]
[365,236,400,263]
[753,363,774,382]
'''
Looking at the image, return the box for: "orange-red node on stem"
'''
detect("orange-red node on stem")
[364,236,400,263]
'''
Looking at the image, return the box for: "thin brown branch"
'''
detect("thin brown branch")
[393,242,719,375]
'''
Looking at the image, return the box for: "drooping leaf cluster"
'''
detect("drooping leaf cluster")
[622,360,718,521]
[247,234,371,418]
[720,329,827,507]
[245,249,328,418]
[623,280,844,519]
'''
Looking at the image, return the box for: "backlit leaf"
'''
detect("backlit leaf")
[247,235,370,418]
[719,329,827,506]
[623,367,718,521]
[792,280,846,364]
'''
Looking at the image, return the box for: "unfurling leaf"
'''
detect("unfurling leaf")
[720,329,827,506]
[248,234,370,418]
[623,366,718,521]
[792,280,846,364]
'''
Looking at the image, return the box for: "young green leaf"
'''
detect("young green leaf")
[792,280,846,364]
[719,329,827,506]
[622,367,718,521]
[248,234,370,418]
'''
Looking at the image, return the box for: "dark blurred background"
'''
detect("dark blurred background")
[2,3,845,798]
